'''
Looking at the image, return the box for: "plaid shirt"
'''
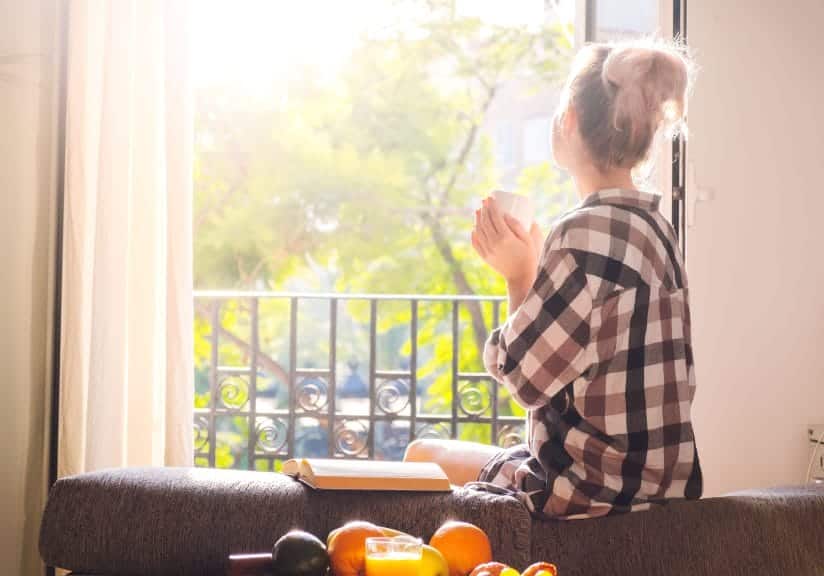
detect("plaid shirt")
[481,188,702,519]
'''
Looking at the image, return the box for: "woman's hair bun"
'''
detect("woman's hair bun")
[601,40,692,139]
[565,39,694,172]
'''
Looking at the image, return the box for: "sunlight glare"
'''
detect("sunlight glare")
[192,0,570,95]
[192,0,390,93]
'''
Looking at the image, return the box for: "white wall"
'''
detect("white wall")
[687,0,824,496]
[0,0,59,572]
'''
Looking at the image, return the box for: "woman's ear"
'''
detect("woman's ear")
[562,104,577,137]
[552,102,583,172]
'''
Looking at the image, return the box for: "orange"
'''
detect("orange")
[521,562,558,576]
[429,521,493,576]
[327,520,385,576]
[468,561,511,576]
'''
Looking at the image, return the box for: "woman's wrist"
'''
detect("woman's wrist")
[506,267,536,292]
[506,272,535,311]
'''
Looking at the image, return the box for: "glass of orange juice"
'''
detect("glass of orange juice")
[365,536,422,576]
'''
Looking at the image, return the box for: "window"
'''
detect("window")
[522,116,553,166]
[191,0,674,470]
[494,122,516,170]
[588,0,660,42]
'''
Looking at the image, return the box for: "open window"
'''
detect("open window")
[191,0,687,470]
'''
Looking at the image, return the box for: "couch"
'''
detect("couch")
[39,467,824,575]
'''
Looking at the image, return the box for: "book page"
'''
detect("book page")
[305,459,447,480]
[286,459,450,491]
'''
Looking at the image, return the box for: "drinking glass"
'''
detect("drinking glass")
[364,536,422,576]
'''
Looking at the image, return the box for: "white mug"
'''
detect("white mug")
[491,190,533,230]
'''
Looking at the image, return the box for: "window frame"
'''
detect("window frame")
[579,0,688,254]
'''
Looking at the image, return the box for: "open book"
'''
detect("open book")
[282,458,451,492]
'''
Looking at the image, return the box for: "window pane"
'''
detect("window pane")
[494,122,516,170]
[591,0,660,41]
[523,116,553,166]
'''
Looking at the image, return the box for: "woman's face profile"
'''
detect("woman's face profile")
[550,108,567,170]
[551,101,577,171]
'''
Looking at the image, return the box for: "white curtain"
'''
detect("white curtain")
[59,0,194,476]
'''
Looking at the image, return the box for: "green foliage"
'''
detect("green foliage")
[193,0,575,467]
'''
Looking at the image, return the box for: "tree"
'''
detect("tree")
[193,0,575,466]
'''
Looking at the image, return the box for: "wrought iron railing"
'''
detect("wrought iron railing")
[193,291,525,471]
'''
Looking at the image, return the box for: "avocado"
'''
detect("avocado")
[271,530,329,576]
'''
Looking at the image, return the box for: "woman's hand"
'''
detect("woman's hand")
[471,196,543,287]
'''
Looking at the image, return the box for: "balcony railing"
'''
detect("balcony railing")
[193,291,525,471]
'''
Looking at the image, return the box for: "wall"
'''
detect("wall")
[687,0,824,496]
[0,0,59,572]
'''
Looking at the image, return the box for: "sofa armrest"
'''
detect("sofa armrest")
[39,467,308,576]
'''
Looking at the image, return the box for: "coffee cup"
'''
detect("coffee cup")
[490,190,533,230]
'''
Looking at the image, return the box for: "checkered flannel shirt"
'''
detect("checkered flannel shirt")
[482,188,702,519]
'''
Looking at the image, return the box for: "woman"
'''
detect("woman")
[405,40,702,520]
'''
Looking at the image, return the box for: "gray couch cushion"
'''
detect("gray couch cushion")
[40,467,531,575]
[528,485,824,576]
[40,467,308,576]
[41,467,824,576]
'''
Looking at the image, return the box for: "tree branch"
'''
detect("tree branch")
[420,86,499,355]
[424,213,489,354]
[194,184,241,232]
[437,85,496,206]
[195,301,290,385]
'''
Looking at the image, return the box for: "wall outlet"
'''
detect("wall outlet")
[808,425,824,480]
